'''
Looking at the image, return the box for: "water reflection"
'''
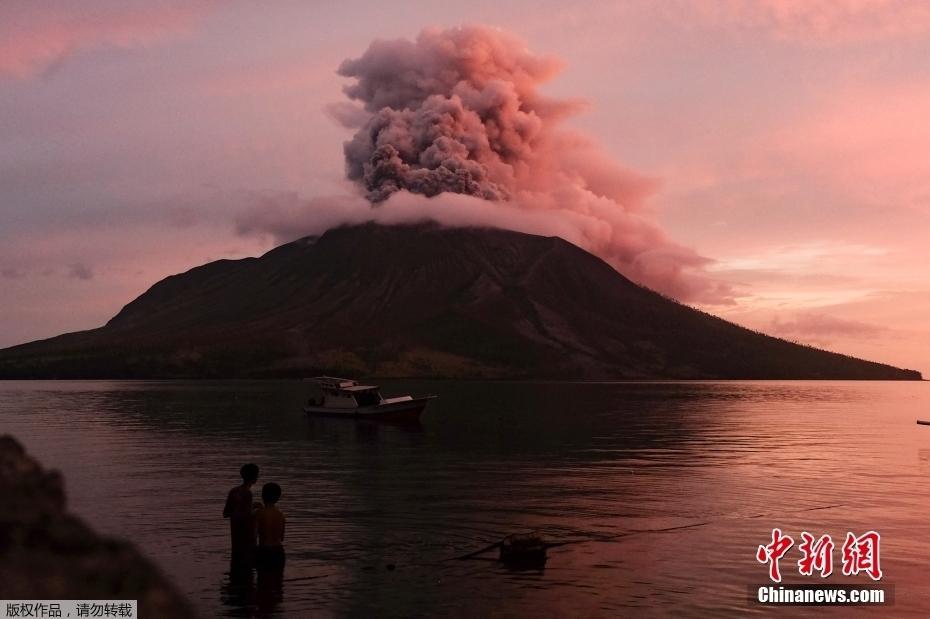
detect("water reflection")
[220,562,256,617]
[220,561,285,617]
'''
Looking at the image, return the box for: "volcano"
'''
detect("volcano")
[0,223,920,380]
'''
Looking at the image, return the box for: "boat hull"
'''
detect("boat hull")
[304,396,434,422]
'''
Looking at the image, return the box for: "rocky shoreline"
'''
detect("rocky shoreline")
[0,435,195,617]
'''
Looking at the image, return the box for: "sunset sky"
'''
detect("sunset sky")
[3,0,930,374]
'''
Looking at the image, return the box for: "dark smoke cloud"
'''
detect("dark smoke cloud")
[327,25,731,303]
[337,25,559,204]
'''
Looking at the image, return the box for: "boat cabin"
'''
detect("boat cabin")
[305,376,384,408]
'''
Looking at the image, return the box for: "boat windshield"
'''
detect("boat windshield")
[354,390,382,406]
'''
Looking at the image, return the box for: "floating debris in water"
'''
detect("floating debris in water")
[499,533,548,568]
[452,532,549,569]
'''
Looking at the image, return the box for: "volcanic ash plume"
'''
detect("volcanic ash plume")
[331,25,729,303]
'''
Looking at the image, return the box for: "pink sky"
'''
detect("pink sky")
[2,0,929,374]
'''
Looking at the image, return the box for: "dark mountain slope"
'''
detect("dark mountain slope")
[0,223,920,379]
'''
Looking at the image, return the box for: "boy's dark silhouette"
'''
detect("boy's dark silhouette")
[223,463,259,563]
[254,482,286,572]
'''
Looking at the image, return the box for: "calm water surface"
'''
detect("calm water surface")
[1,380,929,617]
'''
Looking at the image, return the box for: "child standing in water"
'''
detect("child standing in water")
[254,482,286,572]
[223,463,259,564]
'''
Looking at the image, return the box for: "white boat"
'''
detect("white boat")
[303,376,435,421]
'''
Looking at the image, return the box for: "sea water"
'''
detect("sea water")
[1,380,928,617]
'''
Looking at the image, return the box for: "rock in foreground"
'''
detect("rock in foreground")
[0,435,195,617]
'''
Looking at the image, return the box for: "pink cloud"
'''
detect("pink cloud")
[769,312,886,344]
[0,1,214,79]
[668,0,930,45]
